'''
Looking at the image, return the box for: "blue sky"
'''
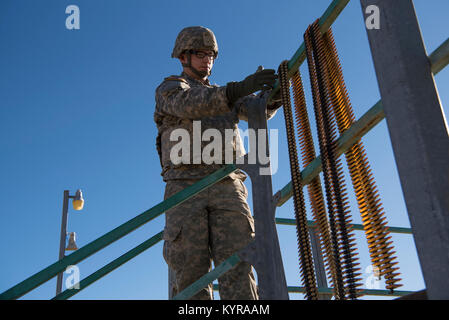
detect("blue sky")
[0,0,447,300]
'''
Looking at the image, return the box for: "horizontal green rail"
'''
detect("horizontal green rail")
[0,164,238,300]
[429,37,449,74]
[174,252,414,299]
[286,286,414,297]
[275,218,413,234]
[210,284,414,297]
[52,231,163,300]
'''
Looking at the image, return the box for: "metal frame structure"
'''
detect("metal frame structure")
[361,0,449,300]
[0,0,448,300]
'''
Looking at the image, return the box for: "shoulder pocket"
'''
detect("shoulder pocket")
[158,79,190,98]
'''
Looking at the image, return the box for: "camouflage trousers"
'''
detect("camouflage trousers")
[162,176,258,300]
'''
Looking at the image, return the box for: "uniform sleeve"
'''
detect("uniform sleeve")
[234,90,282,122]
[155,79,232,119]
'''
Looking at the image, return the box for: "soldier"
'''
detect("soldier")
[154,26,282,300]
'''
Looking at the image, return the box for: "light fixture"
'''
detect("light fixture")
[66,232,78,251]
[72,189,84,211]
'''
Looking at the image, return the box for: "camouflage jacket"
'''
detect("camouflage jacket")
[154,72,281,182]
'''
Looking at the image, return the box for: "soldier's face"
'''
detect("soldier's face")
[181,50,214,78]
[191,50,214,74]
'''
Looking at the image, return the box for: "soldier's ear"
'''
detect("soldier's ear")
[179,54,186,64]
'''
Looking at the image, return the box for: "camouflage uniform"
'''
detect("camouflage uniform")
[154,71,281,300]
[154,28,281,300]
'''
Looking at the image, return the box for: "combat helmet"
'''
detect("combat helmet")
[171,26,218,59]
[172,26,218,78]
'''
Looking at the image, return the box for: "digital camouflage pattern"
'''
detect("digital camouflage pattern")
[171,26,218,59]
[154,68,282,300]
[154,71,281,182]
[162,177,258,300]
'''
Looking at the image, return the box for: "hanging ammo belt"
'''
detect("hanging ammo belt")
[315,22,402,293]
[290,66,343,300]
[278,60,319,300]
[277,19,402,300]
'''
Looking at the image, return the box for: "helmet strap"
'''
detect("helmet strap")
[181,52,211,79]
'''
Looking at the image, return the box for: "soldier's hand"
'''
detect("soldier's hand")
[245,67,278,91]
[226,66,278,105]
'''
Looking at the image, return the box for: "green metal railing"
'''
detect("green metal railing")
[275,218,413,235]
[53,231,164,300]
[0,164,239,300]
[1,0,447,301]
[172,217,415,300]
[50,216,411,300]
